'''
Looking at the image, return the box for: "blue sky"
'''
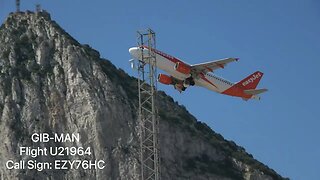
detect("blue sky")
[1,0,320,179]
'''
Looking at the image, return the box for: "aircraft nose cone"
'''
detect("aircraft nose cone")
[129,47,138,57]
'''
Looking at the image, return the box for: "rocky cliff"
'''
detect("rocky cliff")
[0,11,287,180]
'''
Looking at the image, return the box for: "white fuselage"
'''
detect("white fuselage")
[129,47,234,93]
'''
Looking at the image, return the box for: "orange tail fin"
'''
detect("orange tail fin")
[236,71,263,90]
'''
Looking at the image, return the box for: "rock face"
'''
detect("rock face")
[0,11,287,180]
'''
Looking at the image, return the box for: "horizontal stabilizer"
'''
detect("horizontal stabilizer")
[244,88,268,95]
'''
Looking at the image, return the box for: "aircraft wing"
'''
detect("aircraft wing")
[191,58,239,73]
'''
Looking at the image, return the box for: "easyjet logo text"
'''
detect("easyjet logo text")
[242,73,262,86]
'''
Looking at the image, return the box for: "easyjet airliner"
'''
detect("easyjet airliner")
[129,46,267,100]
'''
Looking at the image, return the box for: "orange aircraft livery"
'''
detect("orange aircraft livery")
[129,46,267,100]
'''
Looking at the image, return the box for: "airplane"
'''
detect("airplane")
[129,46,268,100]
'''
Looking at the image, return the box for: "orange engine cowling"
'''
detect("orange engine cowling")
[174,62,191,75]
[158,74,173,85]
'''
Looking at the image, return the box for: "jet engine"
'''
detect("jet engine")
[158,74,173,85]
[174,62,191,75]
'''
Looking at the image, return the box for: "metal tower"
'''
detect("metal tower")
[36,4,41,12]
[16,0,20,12]
[137,29,160,180]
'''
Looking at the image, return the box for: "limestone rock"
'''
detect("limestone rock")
[0,11,287,180]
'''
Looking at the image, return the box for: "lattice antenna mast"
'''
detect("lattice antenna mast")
[36,4,41,12]
[16,0,20,12]
[137,29,160,180]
